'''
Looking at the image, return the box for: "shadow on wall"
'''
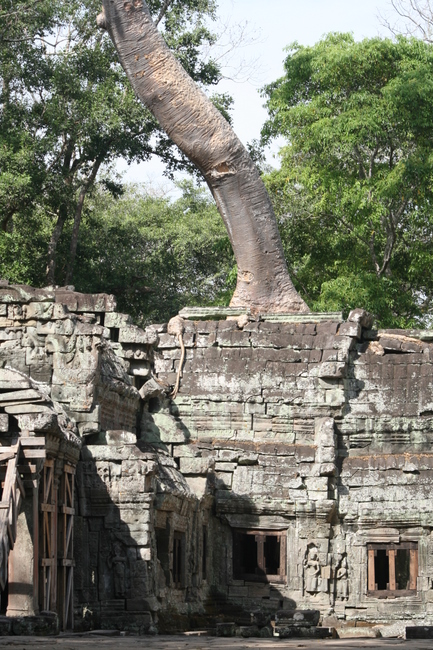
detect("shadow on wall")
[140,394,191,453]
[73,436,305,636]
[74,441,157,634]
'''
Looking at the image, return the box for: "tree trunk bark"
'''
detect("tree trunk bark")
[98,0,309,314]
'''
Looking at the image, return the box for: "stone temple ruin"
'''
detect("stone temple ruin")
[1,280,433,637]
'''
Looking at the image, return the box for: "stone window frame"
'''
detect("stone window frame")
[232,529,287,584]
[367,542,418,598]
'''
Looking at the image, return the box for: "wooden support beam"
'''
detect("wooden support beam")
[368,549,375,591]
[410,549,418,590]
[388,549,396,591]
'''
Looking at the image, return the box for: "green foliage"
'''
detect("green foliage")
[0,0,225,286]
[56,181,235,324]
[263,34,433,327]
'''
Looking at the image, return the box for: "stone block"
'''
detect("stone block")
[317,362,347,379]
[0,414,8,432]
[106,430,137,444]
[55,289,116,312]
[119,325,158,346]
[317,447,336,463]
[104,312,132,328]
[129,361,151,377]
[380,337,402,351]
[185,476,207,496]
[325,389,345,406]
[275,609,320,627]
[144,412,186,444]
[315,417,335,446]
[348,308,374,329]
[179,457,212,474]
[295,446,316,463]
[305,477,329,492]
[339,322,362,339]
[320,463,336,476]
[138,547,151,561]
[78,422,99,436]
[215,471,233,488]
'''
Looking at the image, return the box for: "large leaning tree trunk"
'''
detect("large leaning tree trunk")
[97,0,309,314]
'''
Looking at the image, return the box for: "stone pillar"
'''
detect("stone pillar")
[6,488,38,616]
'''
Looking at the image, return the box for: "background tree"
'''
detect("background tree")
[262,33,433,327]
[381,0,433,42]
[58,181,235,324]
[0,0,222,286]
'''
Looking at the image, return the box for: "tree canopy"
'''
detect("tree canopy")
[0,0,223,286]
[262,33,433,327]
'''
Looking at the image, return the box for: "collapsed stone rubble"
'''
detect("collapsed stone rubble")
[1,281,433,636]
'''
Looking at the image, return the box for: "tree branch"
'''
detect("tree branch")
[155,0,174,27]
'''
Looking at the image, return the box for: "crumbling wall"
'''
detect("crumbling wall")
[3,280,433,632]
[150,312,433,625]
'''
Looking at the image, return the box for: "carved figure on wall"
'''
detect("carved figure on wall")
[97,0,310,315]
[111,542,126,598]
[336,555,349,600]
[304,546,321,593]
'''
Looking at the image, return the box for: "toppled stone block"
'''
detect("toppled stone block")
[348,308,374,329]
[139,376,166,400]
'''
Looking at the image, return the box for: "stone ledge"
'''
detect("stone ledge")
[178,306,343,323]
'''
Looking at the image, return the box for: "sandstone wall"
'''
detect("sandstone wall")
[2,281,433,632]
[150,313,433,625]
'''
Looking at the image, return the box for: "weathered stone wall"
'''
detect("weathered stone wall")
[2,281,433,633]
[150,313,433,626]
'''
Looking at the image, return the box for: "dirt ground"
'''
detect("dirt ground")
[0,635,432,650]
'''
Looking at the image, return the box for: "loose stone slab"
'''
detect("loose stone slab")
[0,389,42,403]
[4,404,52,415]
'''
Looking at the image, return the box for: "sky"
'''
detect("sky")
[117,0,396,195]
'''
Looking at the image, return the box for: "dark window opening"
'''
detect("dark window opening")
[0,581,8,615]
[396,549,410,590]
[374,549,389,590]
[173,532,184,589]
[243,533,258,574]
[134,376,147,391]
[99,313,105,327]
[233,529,286,583]
[264,535,280,575]
[156,527,170,586]
[110,327,119,342]
[368,542,418,597]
